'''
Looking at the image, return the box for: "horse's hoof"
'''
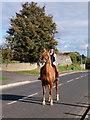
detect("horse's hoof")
[56,94,59,101]
[48,96,51,101]
[50,100,53,105]
[42,101,45,105]
[50,103,53,106]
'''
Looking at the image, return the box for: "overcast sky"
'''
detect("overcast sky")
[1,1,88,56]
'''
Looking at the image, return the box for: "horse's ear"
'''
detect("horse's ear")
[43,49,46,52]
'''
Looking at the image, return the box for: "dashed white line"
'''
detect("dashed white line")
[84,74,87,77]
[1,71,88,90]
[75,77,80,80]
[80,75,84,78]
[67,79,74,83]
[58,83,63,86]
[53,83,63,88]
[7,73,87,105]
[7,92,38,105]
[7,101,17,105]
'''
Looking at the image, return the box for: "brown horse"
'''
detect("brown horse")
[41,49,59,105]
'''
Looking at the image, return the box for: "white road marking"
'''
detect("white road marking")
[53,83,63,88]
[7,101,17,105]
[59,71,76,76]
[0,80,39,89]
[7,92,38,105]
[6,72,88,105]
[58,83,63,86]
[80,75,84,78]
[1,71,88,90]
[75,77,80,80]
[67,79,74,83]
[84,74,87,77]
[20,92,38,100]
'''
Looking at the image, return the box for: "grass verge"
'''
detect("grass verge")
[0,78,10,81]
[16,64,86,75]
[16,67,40,74]
[58,64,86,72]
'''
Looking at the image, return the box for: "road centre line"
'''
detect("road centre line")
[7,76,80,105]
[58,83,63,86]
[1,71,88,90]
[7,92,38,105]
[75,77,80,80]
[67,79,74,83]
[7,101,17,105]
[53,83,63,88]
[80,75,84,78]
[7,84,63,105]
[7,83,64,105]
[7,74,86,105]
[84,75,87,77]
[67,75,86,83]
[19,92,38,101]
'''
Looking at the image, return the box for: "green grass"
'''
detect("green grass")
[58,64,85,72]
[16,64,86,75]
[0,59,20,64]
[17,70,40,74]
[16,67,40,75]
[0,78,10,81]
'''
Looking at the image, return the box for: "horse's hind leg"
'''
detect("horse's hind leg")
[55,80,59,101]
[42,86,46,105]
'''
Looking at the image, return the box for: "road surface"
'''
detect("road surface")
[1,71,89,119]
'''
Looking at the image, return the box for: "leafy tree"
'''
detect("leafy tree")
[65,52,81,64]
[70,53,77,63]
[6,2,58,62]
[1,44,13,63]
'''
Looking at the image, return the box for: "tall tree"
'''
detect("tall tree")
[6,2,58,62]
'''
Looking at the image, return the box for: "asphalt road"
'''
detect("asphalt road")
[1,71,89,119]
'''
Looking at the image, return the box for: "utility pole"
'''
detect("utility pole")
[81,55,82,70]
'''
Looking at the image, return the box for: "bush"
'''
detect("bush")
[58,64,82,72]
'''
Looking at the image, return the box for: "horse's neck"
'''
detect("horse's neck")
[45,60,52,73]
[44,55,52,72]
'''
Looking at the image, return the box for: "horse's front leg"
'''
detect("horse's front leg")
[55,80,59,101]
[48,84,51,101]
[42,85,46,105]
[50,84,53,105]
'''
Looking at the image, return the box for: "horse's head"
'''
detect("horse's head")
[42,49,51,64]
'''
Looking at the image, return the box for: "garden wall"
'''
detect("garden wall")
[0,63,37,71]
[0,55,72,71]
[57,54,72,66]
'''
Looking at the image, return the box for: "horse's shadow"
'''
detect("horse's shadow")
[1,94,48,105]
[1,94,25,101]
[1,94,89,108]
[1,94,60,105]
